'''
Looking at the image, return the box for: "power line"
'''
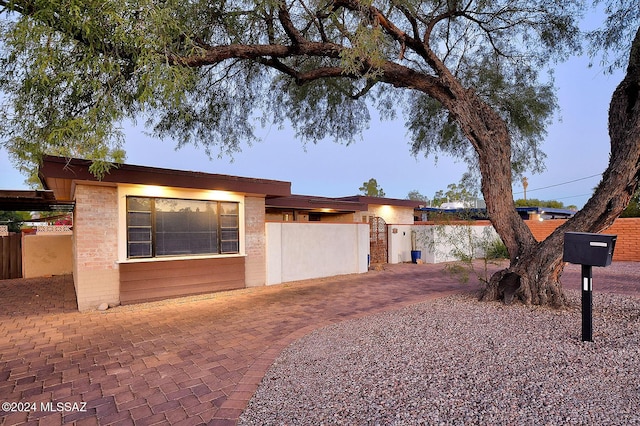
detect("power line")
[555,193,594,200]
[513,173,602,195]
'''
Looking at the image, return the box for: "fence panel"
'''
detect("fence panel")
[1,233,22,280]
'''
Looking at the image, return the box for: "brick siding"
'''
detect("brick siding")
[73,184,120,310]
[244,196,266,287]
[526,217,640,261]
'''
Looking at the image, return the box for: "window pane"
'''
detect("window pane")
[220,202,239,254]
[128,242,152,258]
[128,197,151,212]
[126,197,240,258]
[220,202,238,215]
[156,199,218,256]
[128,211,151,226]
[221,240,239,253]
[127,197,152,258]
[128,227,151,242]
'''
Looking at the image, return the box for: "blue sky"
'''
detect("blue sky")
[0,13,625,209]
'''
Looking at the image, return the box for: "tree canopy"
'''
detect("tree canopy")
[0,0,581,179]
[359,178,385,197]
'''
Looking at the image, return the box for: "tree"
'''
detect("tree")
[406,190,428,203]
[432,182,478,207]
[359,178,385,197]
[620,190,640,218]
[514,199,566,209]
[0,211,30,232]
[0,1,637,306]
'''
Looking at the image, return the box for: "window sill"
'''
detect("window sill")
[118,253,245,264]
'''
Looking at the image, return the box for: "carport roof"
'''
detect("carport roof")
[38,155,292,201]
[0,190,75,212]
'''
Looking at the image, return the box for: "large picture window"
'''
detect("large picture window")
[127,196,240,258]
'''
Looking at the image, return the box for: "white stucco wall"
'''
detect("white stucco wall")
[266,222,369,285]
[388,224,413,264]
[413,224,500,263]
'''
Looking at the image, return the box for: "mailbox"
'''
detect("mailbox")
[563,232,617,267]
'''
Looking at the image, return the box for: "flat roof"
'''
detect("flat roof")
[266,194,368,212]
[39,156,292,201]
[336,195,423,208]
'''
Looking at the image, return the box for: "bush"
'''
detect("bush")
[486,239,509,260]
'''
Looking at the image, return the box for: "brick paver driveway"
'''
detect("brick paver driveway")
[1,262,638,425]
[0,263,485,425]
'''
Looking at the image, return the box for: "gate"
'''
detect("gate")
[1,233,22,279]
[369,217,388,264]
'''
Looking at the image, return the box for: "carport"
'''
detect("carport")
[0,189,74,279]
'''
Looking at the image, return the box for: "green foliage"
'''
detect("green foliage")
[0,0,585,181]
[359,178,385,197]
[0,210,30,232]
[486,239,510,260]
[588,0,640,73]
[418,222,507,284]
[620,192,640,217]
[406,190,428,202]
[514,198,566,208]
[431,176,480,207]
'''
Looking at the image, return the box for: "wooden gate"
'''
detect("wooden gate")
[1,233,22,279]
[369,217,388,264]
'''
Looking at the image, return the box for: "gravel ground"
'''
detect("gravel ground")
[239,291,640,425]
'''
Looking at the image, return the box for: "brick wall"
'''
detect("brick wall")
[525,217,640,261]
[244,196,266,287]
[73,184,120,310]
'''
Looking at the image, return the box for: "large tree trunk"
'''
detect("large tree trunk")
[482,26,640,306]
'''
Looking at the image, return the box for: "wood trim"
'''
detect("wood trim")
[119,256,245,304]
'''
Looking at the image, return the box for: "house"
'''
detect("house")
[37,156,391,310]
[39,155,293,310]
[1,155,428,310]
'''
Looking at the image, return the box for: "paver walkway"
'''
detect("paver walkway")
[1,262,638,425]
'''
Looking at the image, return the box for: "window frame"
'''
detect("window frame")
[126,195,240,259]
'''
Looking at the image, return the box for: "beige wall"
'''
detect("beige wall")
[367,205,415,225]
[22,234,73,278]
[73,184,120,311]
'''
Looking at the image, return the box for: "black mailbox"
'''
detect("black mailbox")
[563,232,617,267]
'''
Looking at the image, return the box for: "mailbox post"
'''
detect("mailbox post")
[563,232,617,342]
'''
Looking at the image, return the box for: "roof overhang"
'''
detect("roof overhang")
[336,195,423,208]
[0,190,75,212]
[266,195,368,212]
[38,156,292,200]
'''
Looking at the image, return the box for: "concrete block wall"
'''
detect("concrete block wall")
[73,184,120,310]
[244,196,266,287]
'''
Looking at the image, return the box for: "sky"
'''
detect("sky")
[0,13,626,210]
